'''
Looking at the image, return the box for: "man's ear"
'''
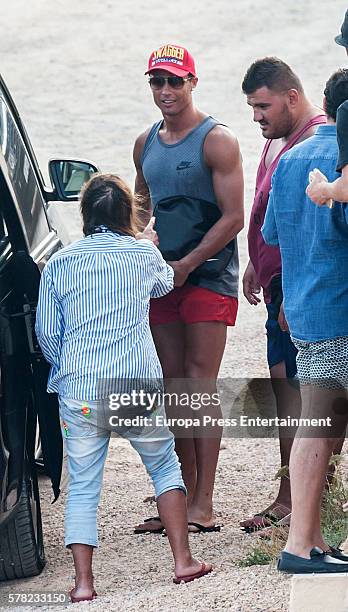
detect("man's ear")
[287,88,300,107]
[191,77,198,90]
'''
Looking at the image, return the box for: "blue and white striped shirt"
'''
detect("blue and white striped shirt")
[35,232,174,399]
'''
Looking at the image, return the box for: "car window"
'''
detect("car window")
[0,85,51,253]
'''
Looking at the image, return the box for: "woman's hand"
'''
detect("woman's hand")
[136,217,159,245]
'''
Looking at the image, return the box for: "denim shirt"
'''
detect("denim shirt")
[262,125,348,342]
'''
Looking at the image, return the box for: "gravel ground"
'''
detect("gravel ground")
[0,437,294,612]
[0,1,347,610]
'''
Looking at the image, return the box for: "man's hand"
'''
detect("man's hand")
[135,217,159,245]
[306,168,333,207]
[278,302,289,332]
[167,260,191,287]
[242,260,261,305]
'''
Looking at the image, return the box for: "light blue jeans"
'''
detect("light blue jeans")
[59,396,186,548]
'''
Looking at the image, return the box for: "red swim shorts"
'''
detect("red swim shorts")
[150,283,238,326]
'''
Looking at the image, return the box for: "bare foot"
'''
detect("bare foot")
[70,583,96,602]
[175,557,212,579]
[134,516,164,533]
[240,502,291,532]
[135,510,220,534]
[187,507,219,532]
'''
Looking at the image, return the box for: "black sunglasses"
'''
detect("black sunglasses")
[148,75,192,90]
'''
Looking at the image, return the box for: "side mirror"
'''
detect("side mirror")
[48,159,100,201]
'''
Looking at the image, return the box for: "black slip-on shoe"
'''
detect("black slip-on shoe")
[278,547,348,574]
[328,546,348,562]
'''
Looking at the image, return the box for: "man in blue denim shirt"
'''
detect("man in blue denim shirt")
[262,69,348,573]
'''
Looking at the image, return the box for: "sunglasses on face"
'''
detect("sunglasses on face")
[148,75,192,90]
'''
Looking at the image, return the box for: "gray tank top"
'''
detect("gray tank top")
[141,116,239,297]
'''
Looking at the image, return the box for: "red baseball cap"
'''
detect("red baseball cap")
[145,44,196,77]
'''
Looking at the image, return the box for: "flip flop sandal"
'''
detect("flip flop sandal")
[188,522,222,533]
[69,589,97,603]
[255,513,292,539]
[240,512,283,534]
[173,562,213,584]
[134,516,164,534]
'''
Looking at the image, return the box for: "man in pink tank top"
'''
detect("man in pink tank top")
[240,58,326,533]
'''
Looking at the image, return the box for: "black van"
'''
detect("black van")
[0,75,97,581]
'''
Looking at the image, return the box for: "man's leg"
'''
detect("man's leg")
[184,321,227,528]
[285,384,348,557]
[264,366,345,531]
[134,321,191,532]
[136,295,229,531]
[152,322,198,502]
[241,300,300,531]
[269,361,300,508]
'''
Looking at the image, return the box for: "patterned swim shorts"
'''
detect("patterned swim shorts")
[291,336,348,390]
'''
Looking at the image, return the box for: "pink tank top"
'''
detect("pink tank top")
[248,114,326,302]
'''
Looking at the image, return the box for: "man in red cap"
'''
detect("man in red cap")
[133,44,244,534]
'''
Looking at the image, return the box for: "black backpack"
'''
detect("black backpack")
[153,195,235,279]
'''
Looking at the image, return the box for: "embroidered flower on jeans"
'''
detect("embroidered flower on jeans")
[62,420,69,437]
[81,404,91,418]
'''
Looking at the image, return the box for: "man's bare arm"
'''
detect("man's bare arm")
[133,129,152,228]
[171,126,244,285]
